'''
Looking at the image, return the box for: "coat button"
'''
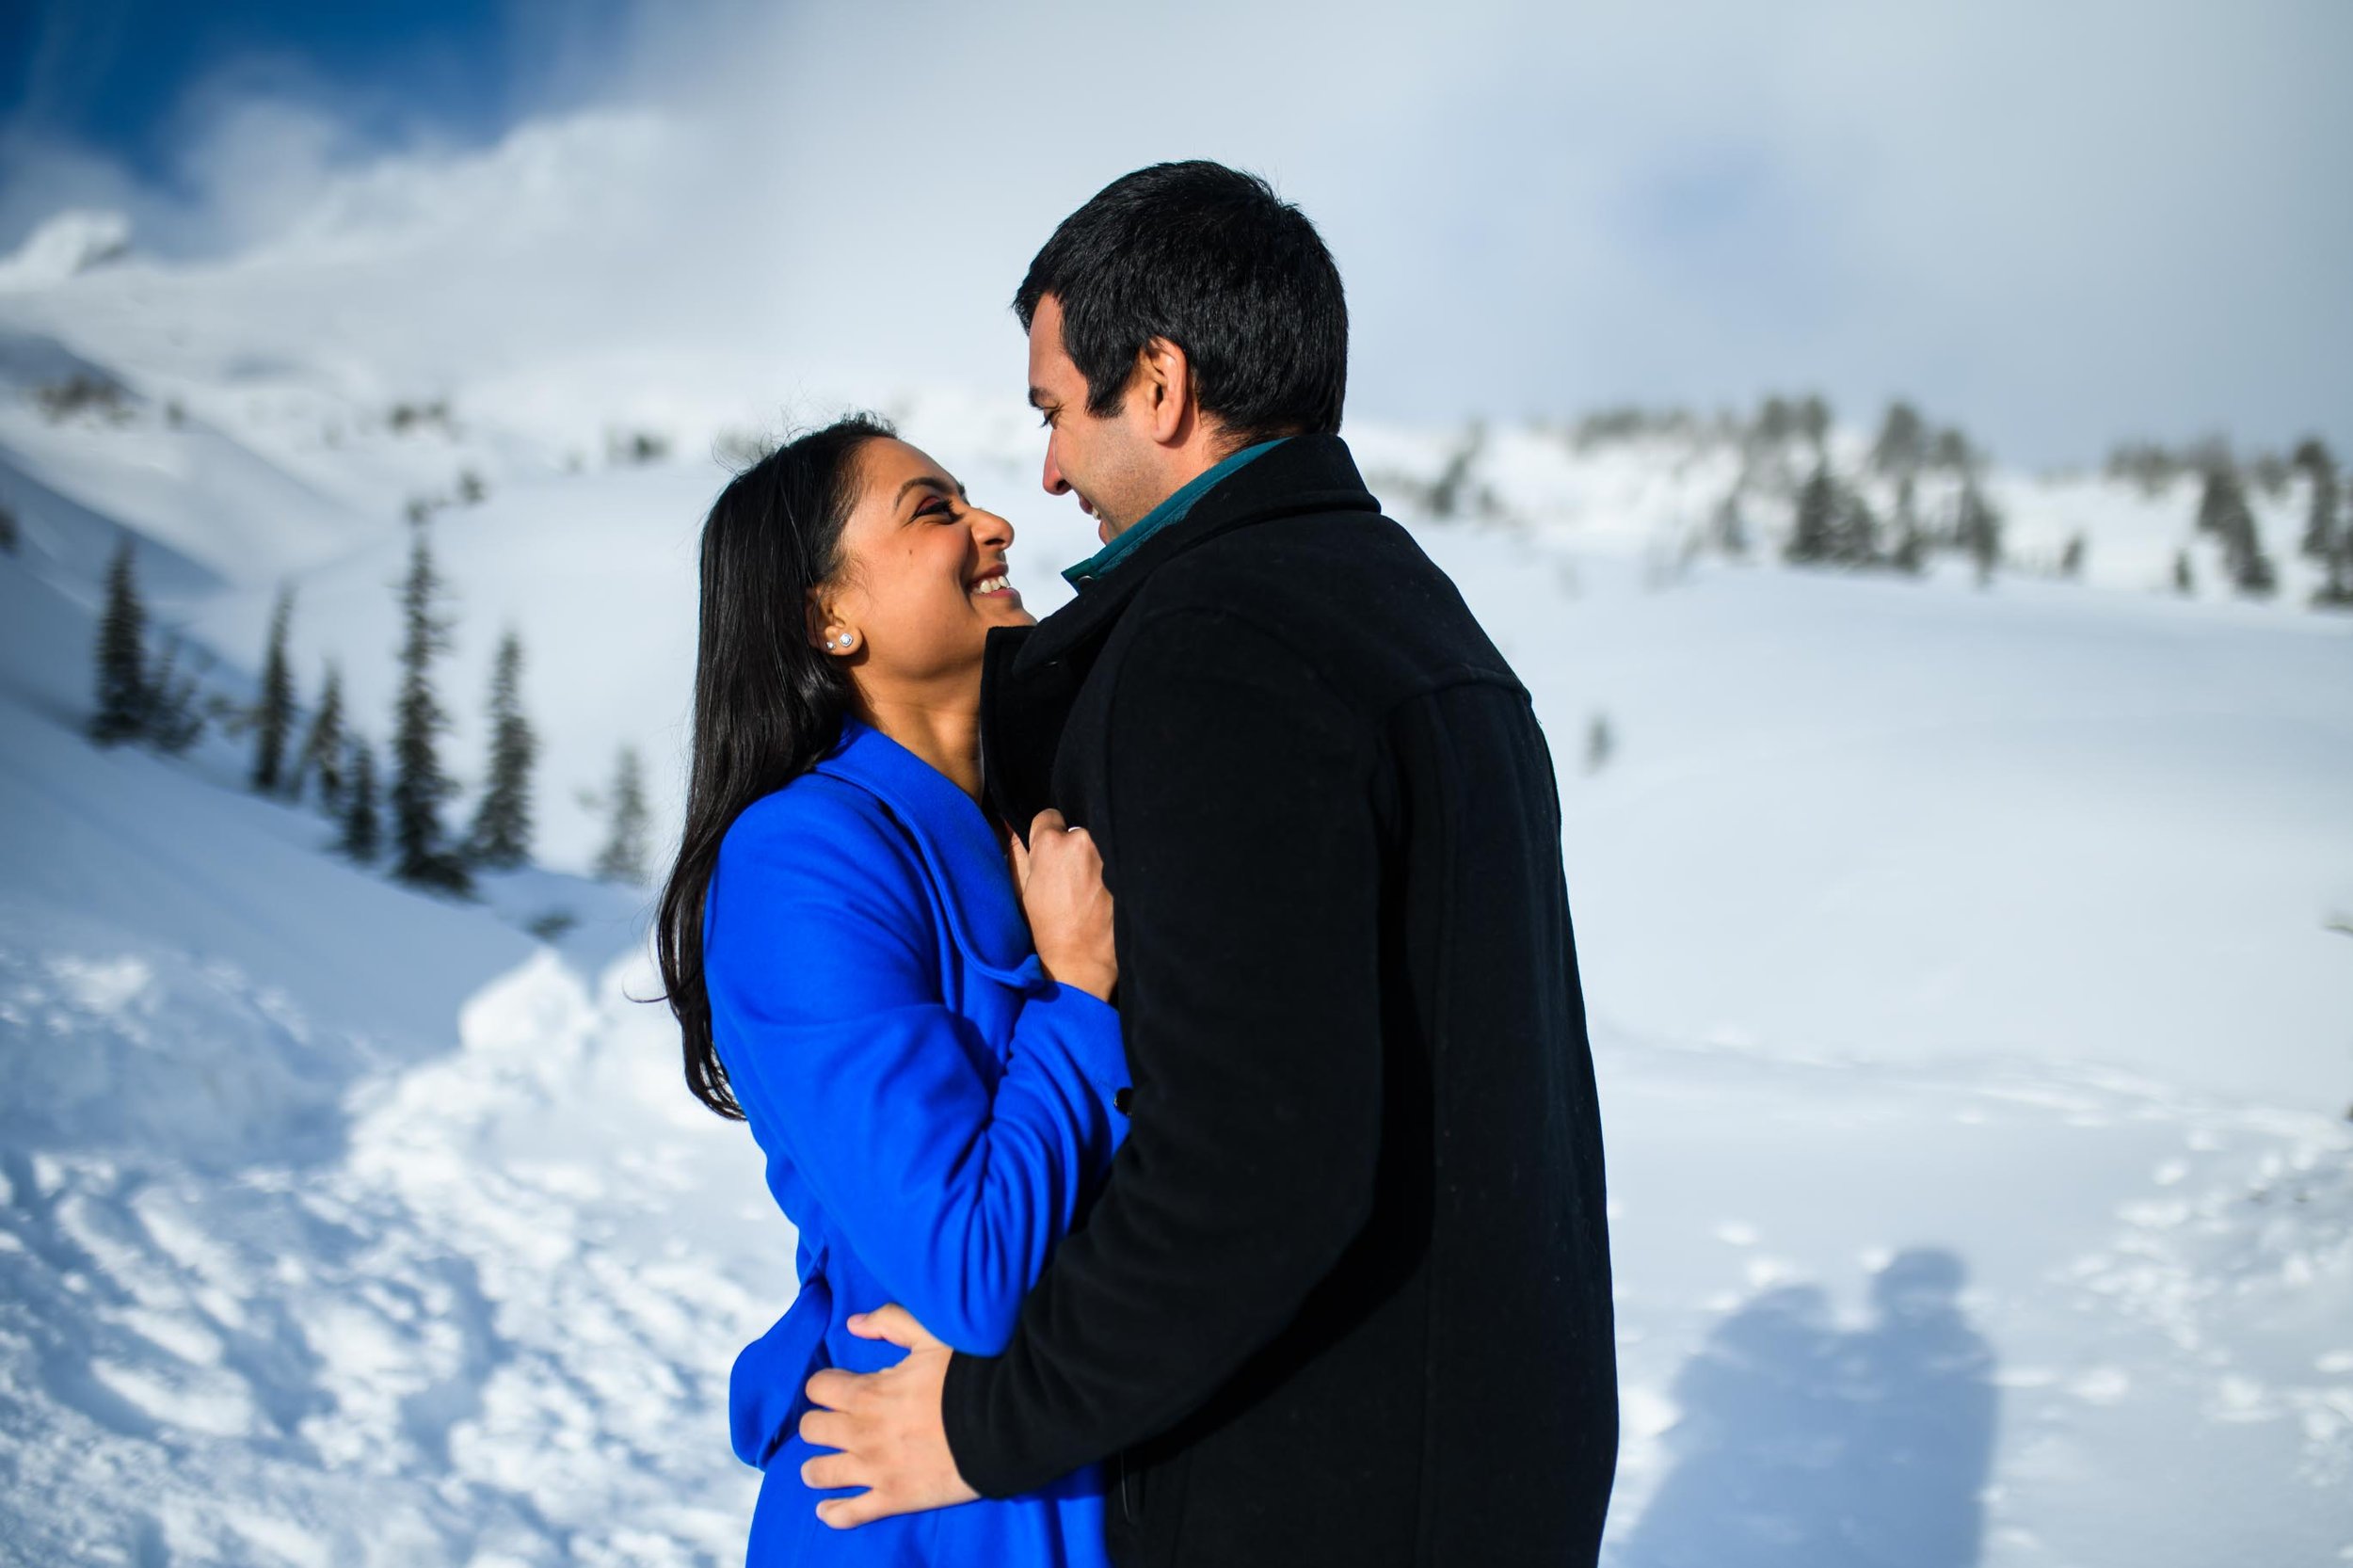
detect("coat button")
[1113,1087,1132,1115]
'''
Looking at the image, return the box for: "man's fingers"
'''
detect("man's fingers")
[799,1450,864,1492]
[796,1405,852,1450]
[804,1368,868,1413]
[1008,828,1031,891]
[1029,808,1067,842]
[816,1496,871,1530]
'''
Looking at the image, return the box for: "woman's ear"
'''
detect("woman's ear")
[806,593,858,657]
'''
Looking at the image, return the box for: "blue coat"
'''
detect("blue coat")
[705,716,1129,1566]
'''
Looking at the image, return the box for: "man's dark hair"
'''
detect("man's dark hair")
[1016,161,1347,447]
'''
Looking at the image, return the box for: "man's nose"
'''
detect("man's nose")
[1041,441,1069,496]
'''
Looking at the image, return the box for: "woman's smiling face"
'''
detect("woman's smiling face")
[813,438,1032,696]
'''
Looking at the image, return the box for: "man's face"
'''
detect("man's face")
[1026,295,1160,543]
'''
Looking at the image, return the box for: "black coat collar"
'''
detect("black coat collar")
[1018,434,1376,670]
[980,434,1379,834]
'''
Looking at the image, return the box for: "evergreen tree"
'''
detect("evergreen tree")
[389,525,472,893]
[1834,483,1881,567]
[1786,464,1838,564]
[1890,474,1927,574]
[250,585,296,792]
[1796,394,1832,453]
[2314,474,2353,607]
[466,630,537,869]
[2059,534,2087,577]
[1710,492,1749,557]
[2173,549,2195,595]
[594,744,653,885]
[1957,480,2002,586]
[1871,401,1927,479]
[142,635,206,753]
[2292,437,2339,560]
[0,498,18,554]
[296,661,347,810]
[2317,519,2353,608]
[1583,713,1614,775]
[2197,464,2275,597]
[90,536,150,744]
[341,739,382,862]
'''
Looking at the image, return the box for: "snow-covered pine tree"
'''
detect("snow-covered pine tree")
[2292,438,2339,561]
[2197,464,2275,597]
[1796,394,1831,454]
[296,661,346,810]
[1786,464,1838,565]
[2059,534,2087,577]
[1889,474,1927,573]
[466,630,537,869]
[1957,480,2002,586]
[250,585,296,792]
[0,498,18,553]
[1710,492,1749,557]
[2173,549,2195,595]
[1929,427,1972,475]
[389,525,472,894]
[594,744,652,885]
[90,535,150,744]
[1835,482,1881,567]
[142,635,205,753]
[1870,400,1926,480]
[342,739,381,862]
[2316,495,2353,608]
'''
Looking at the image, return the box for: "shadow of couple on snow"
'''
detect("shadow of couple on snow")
[1619,1248,1998,1568]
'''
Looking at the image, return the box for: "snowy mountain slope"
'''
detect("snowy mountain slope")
[8,456,2352,1565]
[1,207,2349,1565]
[1,552,791,1565]
[1413,534,2353,1108]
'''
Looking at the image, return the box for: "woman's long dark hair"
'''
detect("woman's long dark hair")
[657,414,894,1118]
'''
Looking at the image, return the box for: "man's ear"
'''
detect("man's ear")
[1136,335,1194,447]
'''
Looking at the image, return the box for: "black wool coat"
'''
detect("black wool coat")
[941,434,1617,1567]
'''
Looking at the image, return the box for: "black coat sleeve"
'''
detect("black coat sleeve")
[940,607,1387,1496]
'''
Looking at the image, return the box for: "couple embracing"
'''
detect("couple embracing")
[655,161,1618,1567]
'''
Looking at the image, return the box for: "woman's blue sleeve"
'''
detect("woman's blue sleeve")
[705,784,1128,1355]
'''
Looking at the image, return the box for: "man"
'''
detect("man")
[800,160,1617,1565]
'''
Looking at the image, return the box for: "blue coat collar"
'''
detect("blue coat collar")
[812,715,1040,987]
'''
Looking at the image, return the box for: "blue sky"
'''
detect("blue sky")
[0,1,544,179]
[1,0,2346,469]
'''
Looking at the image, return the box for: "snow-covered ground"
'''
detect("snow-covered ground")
[2,208,2349,1566]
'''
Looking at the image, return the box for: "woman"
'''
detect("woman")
[655,415,1128,1566]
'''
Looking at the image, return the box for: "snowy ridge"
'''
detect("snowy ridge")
[1,220,2349,1563]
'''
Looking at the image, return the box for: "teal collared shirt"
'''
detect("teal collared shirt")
[1061,438,1288,588]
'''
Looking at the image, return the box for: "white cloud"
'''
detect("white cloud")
[4,0,2347,465]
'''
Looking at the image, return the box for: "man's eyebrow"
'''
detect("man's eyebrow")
[1027,386,1051,409]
